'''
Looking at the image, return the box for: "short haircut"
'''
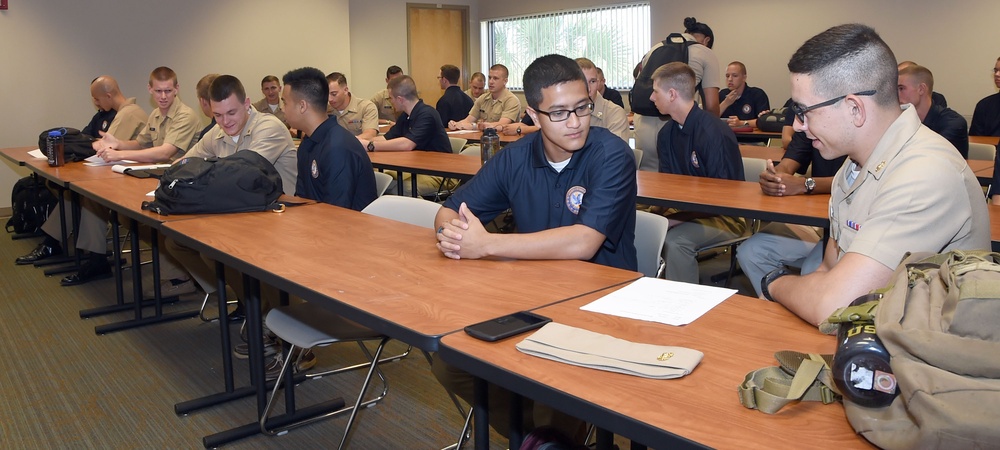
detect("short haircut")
[386,65,403,78]
[575,57,597,71]
[596,67,605,79]
[683,17,714,49]
[489,64,509,79]
[209,75,247,103]
[261,75,279,86]
[899,64,934,92]
[149,66,177,86]
[523,54,586,109]
[326,72,348,87]
[728,61,747,75]
[787,23,898,108]
[282,67,329,111]
[652,62,696,100]
[440,64,461,84]
[388,75,418,101]
[196,74,220,101]
[470,72,486,83]
[897,60,917,70]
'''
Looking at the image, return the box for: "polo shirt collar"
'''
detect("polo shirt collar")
[307,115,339,144]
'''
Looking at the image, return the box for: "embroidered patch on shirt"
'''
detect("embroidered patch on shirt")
[311,160,319,179]
[565,186,586,215]
[690,151,700,168]
[742,104,752,115]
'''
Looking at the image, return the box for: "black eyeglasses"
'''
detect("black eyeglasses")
[791,90,876,123]
[534,102,594,122]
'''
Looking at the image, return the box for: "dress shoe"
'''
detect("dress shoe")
[15,242,63,265]
[60,258,113,286]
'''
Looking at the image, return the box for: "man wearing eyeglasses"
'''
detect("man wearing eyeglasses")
[433,53,636,441]
[761,24,989,326]
[649,61,745,284]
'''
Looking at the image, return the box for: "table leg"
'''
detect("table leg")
[474,377,489,450]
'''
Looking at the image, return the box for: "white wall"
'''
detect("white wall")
[0,0,351,208]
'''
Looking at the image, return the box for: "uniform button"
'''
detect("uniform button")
[846,198,851,205]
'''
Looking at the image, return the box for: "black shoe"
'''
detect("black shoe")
[15,242,63,265]
[60,258,113,286]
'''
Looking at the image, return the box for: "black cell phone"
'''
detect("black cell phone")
[464,311,552,342]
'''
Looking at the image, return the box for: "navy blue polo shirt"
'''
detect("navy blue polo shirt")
[971,93,1000,137]
[444,127,637,271]
[602,88,625,109]
[436,85,475,124]
[385,100,451,153]
[719,86,770,120]
[657,104,744,180]
[295,116,378,211]
[923,104,969,159]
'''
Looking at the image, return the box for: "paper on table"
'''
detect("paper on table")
[447,130,476,135]
[27,149,46,159]
[111,163,171,173]
[146,190,156,197]
[84,155,138,166]
[581,277,736,326]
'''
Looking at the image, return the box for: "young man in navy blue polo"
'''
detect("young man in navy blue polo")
[432,54,637,442]
[650,61,746,284]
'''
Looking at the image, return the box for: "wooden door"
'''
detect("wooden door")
[407,4,468,108]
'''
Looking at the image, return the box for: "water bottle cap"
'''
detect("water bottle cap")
[483,128,497,135]
[48,130,63,137]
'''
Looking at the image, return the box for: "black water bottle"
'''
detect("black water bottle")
[831,293,898,408]
[480,128,499,165]
[46,129,66,167]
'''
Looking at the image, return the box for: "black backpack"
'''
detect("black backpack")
[5,174,58,234]
[630,33,701,117]
[141,150,284,216]
[37,127,97,162]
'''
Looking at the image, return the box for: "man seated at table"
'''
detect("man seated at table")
[16,76,148,286]
[763,23,990,326]
[651,61,746,284]
[82,77,117,139]
[596,66,624,109]
[371,65,403,123]
[326,72,379,140]
[720,61,770,128]
[464,71,485,100]
[897,64,969,158]
[897,61,948,107]
[436,64,475,124]
[285,67,378,210]
[433,54,637,442]
[970,57,1000,137]
[737,125,846,297]
[252,75,289,129]
[194,74,220,143]
[359,75,453,197]
[93,66,201,163]
[448,64,521,131]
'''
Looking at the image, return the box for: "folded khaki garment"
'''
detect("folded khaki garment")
[515,322,702,379]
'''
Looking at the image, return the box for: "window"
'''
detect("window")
[482,2,650,91]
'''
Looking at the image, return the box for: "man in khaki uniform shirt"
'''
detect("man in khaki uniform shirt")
[577,58,628,141]
[449,64,521,130]
[31,76,150,286]
[371,65,403,123]
[252,75,288,129]
[326,72,378,140]
[94,66,200,163]
[464,71,485,99]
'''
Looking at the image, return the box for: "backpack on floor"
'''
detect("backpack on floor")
[141,150,283,216]
[739,250,1000,450]
[5,174,58,234]
[630,33,701,117]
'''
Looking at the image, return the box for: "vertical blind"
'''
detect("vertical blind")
[483,3,650,90]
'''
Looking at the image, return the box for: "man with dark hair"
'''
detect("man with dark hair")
[436,64,474,124]
[371,65,404,123]
[252,75,288,129]
[970,57,1000,137]
[194,74,220,142]
[94,66,200,163]
[284,67,377,210]
[720,61,770,126]
[464,71,485,99]
[434,53,636,442]
[897,64,968,158]
[360,75,451,196]
[763,24,989,326]
[448,64,521,130]
[326,72,379,140]
[650,61,745,284]
[596,67,624,109]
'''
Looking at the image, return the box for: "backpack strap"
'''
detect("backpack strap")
[739,351,839,414]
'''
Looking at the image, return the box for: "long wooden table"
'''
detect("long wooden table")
[971,135,1000,146]
[439,288,871,449]
[0,146,39,166]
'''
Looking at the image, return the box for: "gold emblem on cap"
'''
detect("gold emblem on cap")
[657,352,674,361]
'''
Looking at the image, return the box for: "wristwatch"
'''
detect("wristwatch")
[367,141,375,152]
[742,120,749,127]
[761,266,793,302]
[804,177,816,194]
[516,126,522,135]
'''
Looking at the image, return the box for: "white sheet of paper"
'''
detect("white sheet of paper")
[84,155,138,166]
[146,190,156,197]
[27,149,46,159]
[580,277,736,326]
[447,130,476,135]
